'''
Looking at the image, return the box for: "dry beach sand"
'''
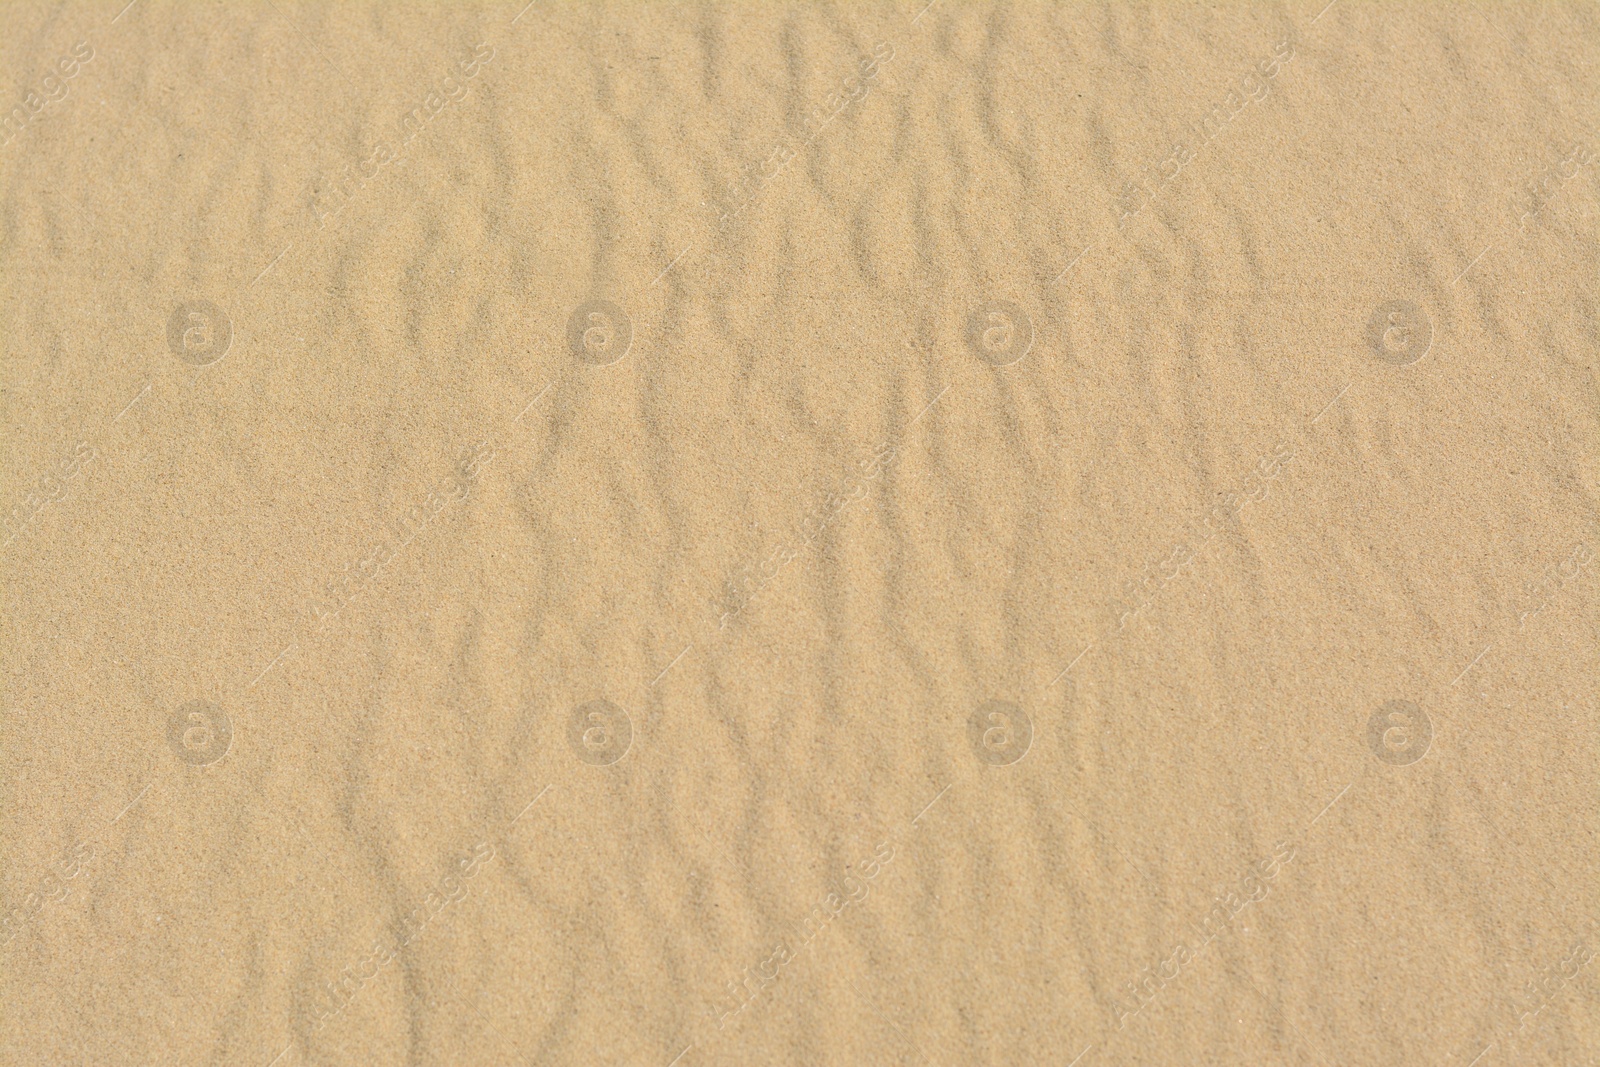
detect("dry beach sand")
[2,0,1597,1064]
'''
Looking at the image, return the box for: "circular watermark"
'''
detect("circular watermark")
[167,300,233,366]
[965,301,1033,366]
[1365,300,1432,365]
[1366,700,1431,765]
[567,699,632,765]
[166,700,232,765]
[967,699,1032,766]
[567,300,632,366]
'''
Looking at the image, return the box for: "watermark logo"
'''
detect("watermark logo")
[702,838,895,1031]
[965,302,1033,366]
[1517,540,1593,630]
[1113,840,1295,1030]
[305,442,495,630]
[717,42,894,227]
[1366,699,1430,765]
[309,43,495,230]
[0,40,95,152]
[309,840,495,1033]
[167,700,232,765]
[167,300,233,366]
[1116,37,1294,232]
[714,441,899,631]
[1365,300,1431,365]
[1516,142,1593,235]
[567,699,632,765]
[2,441,96,550]
[567,300,632,366]
[0,841,94,946]
[967,699,1032,765]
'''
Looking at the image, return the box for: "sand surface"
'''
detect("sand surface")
[2,1,1597,1064]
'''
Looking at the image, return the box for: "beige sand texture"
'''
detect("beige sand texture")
[2,0,1598,1064]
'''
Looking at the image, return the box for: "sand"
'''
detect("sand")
[2,1,1597,1064]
